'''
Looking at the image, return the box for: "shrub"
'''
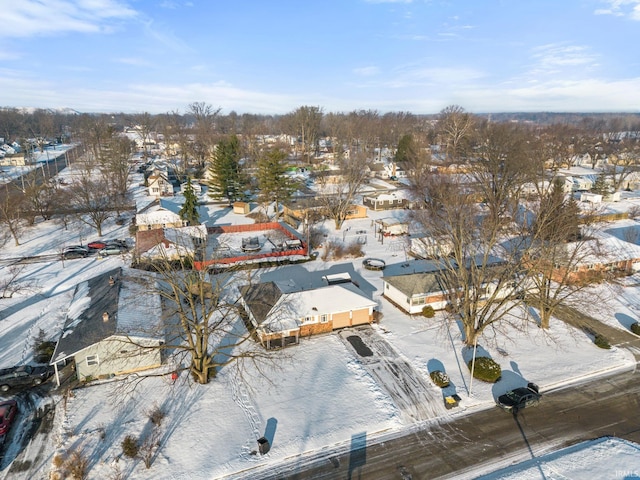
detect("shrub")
[66,450,89,480]
[467,357,502,383]
[429,370,450,388]
[421,306,435,318]
[121,435,139,458]
[147,403,165,427]
[32,329,56,363]
[594,334,611,349]
[631,322,640,335]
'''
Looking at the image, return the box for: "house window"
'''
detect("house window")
[385,284,389,290]
[320,314,328,323]
[413,296,426,306]
[86,355,99,366]
[304,316,312,323]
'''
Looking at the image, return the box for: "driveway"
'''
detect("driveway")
[339,326,449,423]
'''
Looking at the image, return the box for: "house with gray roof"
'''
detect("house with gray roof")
[240,276,377,349]
[50,268,165,385]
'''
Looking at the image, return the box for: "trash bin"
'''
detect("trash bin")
[257,437,270,455]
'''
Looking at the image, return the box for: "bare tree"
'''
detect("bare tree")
[409,174,529,347]
[525,179,597,329]
[437,105,475,163]
[188,102,221,171]
[133,256,274,385]
[0,185,27,246]
[320,151,370,229]
[67,174,114,236]
[0,265,36,298]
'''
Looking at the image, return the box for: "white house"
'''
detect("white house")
[136,198,187,231]
[240,280,377,349]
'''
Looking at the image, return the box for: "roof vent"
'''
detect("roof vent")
[103,312,109,322]
[109,275,115,286]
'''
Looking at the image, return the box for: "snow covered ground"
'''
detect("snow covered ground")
[0,161,639,479]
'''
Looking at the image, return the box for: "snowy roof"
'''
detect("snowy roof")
[241,282,376,333]
[136,199,183,224]
[51,268,163,363]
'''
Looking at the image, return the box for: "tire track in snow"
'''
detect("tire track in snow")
[339,326,449,424]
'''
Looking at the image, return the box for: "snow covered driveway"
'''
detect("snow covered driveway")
[339,326,449,423]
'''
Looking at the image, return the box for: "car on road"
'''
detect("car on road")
[61,245,89,260]
[496,383,541,414]
[0,399,18,437]
[0,365,53,392]
[99,244,127,256]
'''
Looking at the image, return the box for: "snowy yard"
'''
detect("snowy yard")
[0,162,639,479]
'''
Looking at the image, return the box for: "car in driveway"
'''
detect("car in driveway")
[496,383,541,414]
[0,399,18,437]
[61,245,89,260]
[99,244,127,256]
[0,365,53,392]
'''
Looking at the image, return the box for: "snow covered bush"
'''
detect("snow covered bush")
[421,306,435,318]
[429,370,450,388]
[631,322,640,335]
[467,357,501,383]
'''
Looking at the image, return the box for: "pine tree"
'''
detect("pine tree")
[257,149,294,219]
[179,178,200,226]
[207,135,242,204]
[590,173,611,196]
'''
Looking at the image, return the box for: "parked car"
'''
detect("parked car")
[61,246,89,259]
[496,383,541,414]
[87,240,107,250]
[99,244,127,256]
[0,399,18,436]
[0,365,53,392]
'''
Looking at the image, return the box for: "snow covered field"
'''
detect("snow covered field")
[0,162,639,479]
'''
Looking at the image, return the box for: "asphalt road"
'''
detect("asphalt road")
[249,363,640,480]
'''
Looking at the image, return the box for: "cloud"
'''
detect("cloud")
[0,0,137,38]
[528,44,599,77]
[353,66,380,77]
[595,0,640,19]
[113,57,153,67]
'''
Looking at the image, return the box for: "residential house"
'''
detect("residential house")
[147,171,174,197]
[363,192,409,211]
[542,233,640,284]
[136,224,207,260]
[382,258,513,315]
[240,280,377,349]
[50,268,165,385]
[135,199,187,231]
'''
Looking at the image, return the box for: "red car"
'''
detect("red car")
[0,399,18,436]
[87,241,107,250]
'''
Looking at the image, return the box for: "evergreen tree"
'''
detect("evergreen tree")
[590,173,611,196]
[179,178,200,226]
[395,134,417,164]
[257,149,294,219]
[207,135,242,204]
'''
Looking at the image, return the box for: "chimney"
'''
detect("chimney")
[103,312,109,322]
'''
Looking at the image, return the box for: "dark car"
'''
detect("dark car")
[0,365,53,392]
[0,400,18,437]
[61,245,89,260]
[496,383,541,414]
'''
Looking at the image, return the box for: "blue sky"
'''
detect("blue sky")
[1,0,639,114]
